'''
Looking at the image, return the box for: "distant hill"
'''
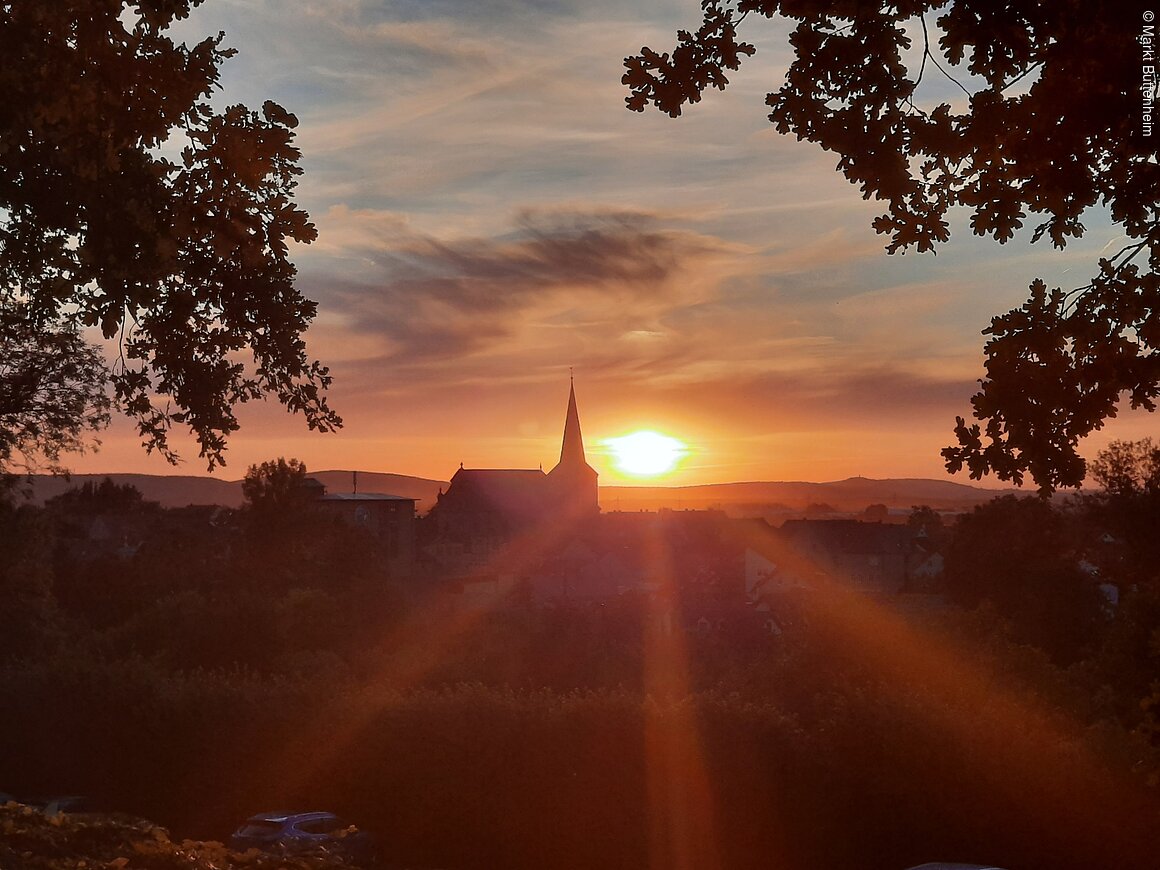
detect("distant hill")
[22,473,248,508]
[20,470,450,512]
[600,476,1015,515]
[19,472,1012,516]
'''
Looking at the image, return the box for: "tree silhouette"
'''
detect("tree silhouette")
[242,457,313,515]
[625,1,1155,492]
[0,1,340,469]
[944,495,1099,662]
[0,319,111,476]
[1089,438,1160,499]
[1085,438,1160,583]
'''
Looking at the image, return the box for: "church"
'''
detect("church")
[424,379,599,576]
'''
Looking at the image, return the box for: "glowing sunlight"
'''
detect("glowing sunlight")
[605,430,687,477]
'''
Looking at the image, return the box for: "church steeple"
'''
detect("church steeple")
[548,373,599,515]
[558,374,587,468]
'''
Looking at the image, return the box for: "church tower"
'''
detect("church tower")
[547,376,599,516]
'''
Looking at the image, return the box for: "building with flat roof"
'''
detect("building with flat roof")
[314,490,416,578]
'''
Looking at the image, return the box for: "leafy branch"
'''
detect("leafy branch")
[626,0,1155,491]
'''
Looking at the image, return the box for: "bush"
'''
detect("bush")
[0,801,351,870]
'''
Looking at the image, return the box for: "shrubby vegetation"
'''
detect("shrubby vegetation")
[0,801,350,870]
[2,449,1160,869]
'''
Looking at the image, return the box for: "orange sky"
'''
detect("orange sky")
[64,1,1156,488]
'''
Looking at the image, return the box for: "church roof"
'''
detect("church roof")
[443,468,549,518]
[452,468,546,483]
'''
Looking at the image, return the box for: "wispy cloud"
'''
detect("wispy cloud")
[304,206,742,375]
[88,0,1123,483]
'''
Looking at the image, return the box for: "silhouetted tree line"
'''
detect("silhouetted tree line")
[1,448,1159,869]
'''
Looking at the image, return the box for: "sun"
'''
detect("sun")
[605,430,687,477]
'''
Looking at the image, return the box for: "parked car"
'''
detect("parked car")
[37,795,88,815]
[229,811,376,863]
[1,794,89,814]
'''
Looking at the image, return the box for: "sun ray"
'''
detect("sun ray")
[640,518,724,870]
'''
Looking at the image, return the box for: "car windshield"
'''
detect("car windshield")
[234,821,282,837]
[296,817,346,835]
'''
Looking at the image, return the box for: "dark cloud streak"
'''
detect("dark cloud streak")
[316,208,727,365]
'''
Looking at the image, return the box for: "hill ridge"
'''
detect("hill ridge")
[17,471,1013,514]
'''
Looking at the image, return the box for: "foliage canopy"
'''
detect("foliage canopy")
[241,456,312,513]
[0,320,111,475]
[1085,438,1160,583]
[942,494,1098,661]
[625,0,1157,492]
[0,0,341,470]
[1089,437,1160,498]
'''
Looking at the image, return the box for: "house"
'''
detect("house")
[908,550,944,585]
[313,490,417,578]
[529,538,640,605]
[774,519,912,594]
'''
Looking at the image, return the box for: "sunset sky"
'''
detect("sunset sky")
[73,0,1153,486]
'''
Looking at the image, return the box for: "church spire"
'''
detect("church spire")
[549,372,599,515]
[559,373,587,468]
